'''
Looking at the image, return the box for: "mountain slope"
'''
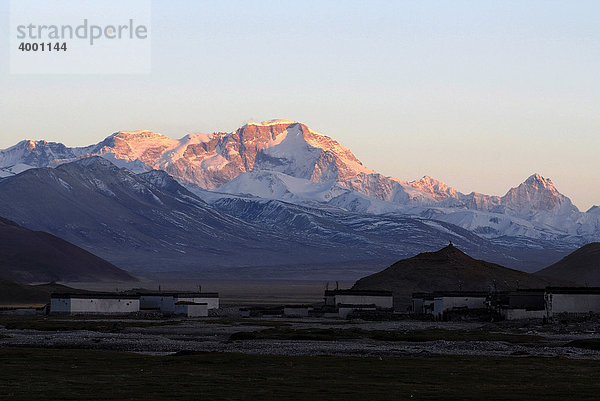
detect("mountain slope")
[0,157,331,272]
[500,174,577,216]
[0,158,550,275]
[352,244,560,308]
[1,120,598,249]
[535,243,600,286]
[0,216,135,283]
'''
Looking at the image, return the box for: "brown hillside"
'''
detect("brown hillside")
[352,244,562,310]
[0,216,136,283]
[535,243,600,286]
[0,279,86,305]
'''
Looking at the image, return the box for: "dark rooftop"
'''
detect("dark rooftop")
[412,292,435,300]
[138,292,219,298]
[546,287,600,294]
[432,291,489,298]
[325,290,393,297]
[337,304,377,308]
[514,288,546,293]
[51,293,139,300]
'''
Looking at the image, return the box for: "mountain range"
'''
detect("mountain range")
[0,156,537,276]
[1,119,598,276]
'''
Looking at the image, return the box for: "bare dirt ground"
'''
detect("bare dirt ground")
[2,311,600,360]
[4,280,600,360]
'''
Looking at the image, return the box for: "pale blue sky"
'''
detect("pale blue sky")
[1,1,599,209]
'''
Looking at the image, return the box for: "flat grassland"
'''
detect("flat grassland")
[1,347,600,401]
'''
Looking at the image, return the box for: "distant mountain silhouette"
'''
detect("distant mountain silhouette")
[0,157,527,274]
[0,216,136,283]
[535,243,600,286]
[0,279,88,305]
[352,244,562,309]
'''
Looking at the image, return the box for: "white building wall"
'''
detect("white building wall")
[334,295,392,308]
[160,296,177,313]
[69,298,139,314]
[140,295,172,309]
[50,298,71,313]
[174,303,208,317]
[52,298,139,314]
[433,297,487,317]
[412,299,434,314]
[549,294,600,316]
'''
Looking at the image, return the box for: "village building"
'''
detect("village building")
[321,289,393,318]
[139,293,174,311]
[173,301,208,317]
[283,305,312,317]
[324,289,393,309]
[498,289,547,320]
[432,291,488,319]
[50,293,140,315]
[411,292,435,314]
[337,304,377,318]
[173,293,219,310]
[545,287,600,317]
[139,292,219,314]
[239,306,283,318]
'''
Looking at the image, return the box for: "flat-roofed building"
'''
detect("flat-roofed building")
[501,289,547,320]
[139,292,219,313]
[337,303,377,318]
[545,287,600,317]
[174,293,219,310]
[283,305,312,317]
[50,293,139,315]
[174,301,208,317]
[432,291,488,319]
[411,293,435,314]
[324,290,393,309]
[139,293,174,310]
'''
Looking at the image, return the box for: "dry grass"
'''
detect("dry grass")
[1,347,599,400]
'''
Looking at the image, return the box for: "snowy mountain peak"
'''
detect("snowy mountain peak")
[246,119,299,127]
[25,139,39,149]
[2,121,598,245]
[107,130,179,161]
[407,175,459,200]
[524,173,555,189]
[501,173,577,215]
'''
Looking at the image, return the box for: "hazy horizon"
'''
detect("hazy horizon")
[1,1,598,209]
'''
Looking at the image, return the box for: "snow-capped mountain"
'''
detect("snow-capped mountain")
[500,173,577,216]
[1,157,547,275]
[1,119,598,247]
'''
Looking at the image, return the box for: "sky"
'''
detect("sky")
[0,0,599,210]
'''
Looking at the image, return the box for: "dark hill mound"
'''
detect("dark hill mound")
[0,216,136,283]
[352,244,561,309]
[0,279,86,305]
[535,243,600,286]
